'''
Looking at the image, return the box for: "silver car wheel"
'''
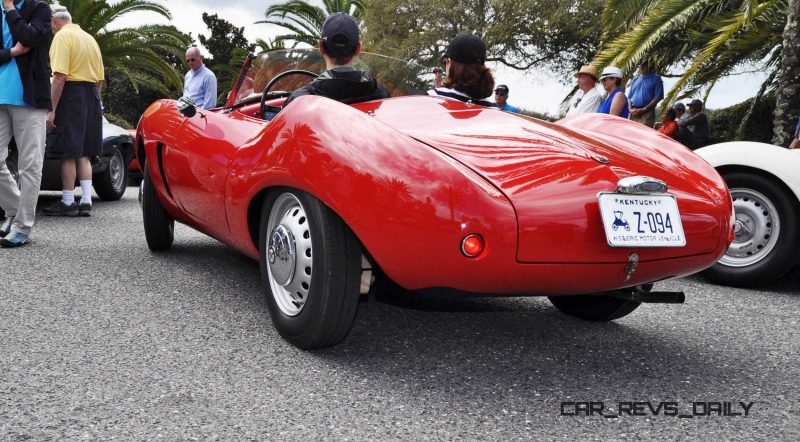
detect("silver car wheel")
[109,148,125,192]
[265,193,313,317]
[720,188,780,268]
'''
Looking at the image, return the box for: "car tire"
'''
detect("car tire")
[94,145,128,201]
[701,172,799,287]
[548,293,641,321]
[141,163,174,251]
[259,189,361,349]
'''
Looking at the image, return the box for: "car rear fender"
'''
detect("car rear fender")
[225,95,519,290]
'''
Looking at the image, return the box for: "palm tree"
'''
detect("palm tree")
[592,0,795,142]
[48,0,191,94]
[256,0,366,47]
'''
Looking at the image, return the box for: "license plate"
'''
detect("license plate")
[598,193,686,247]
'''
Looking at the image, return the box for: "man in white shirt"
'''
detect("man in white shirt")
[567,65,603,116]
[183,46,217,110]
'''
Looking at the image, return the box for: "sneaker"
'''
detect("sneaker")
[79,203,92,217]
[0,216,13,237]
[43,201,79,217]
[0,231,30,248]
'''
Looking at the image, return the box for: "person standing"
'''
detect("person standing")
[183,46,217,110]
[42,4,104,217]
[673,102,688,122]
[493,85,519,113]
[567,64,603,116]
[597,66,629,119]
[0,0,51,247]
[628,61,664,127]
[678,99,710,149]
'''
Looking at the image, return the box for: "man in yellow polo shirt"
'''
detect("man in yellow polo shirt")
[42,4,104,217]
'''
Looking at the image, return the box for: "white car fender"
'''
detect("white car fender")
[694,141,800,204]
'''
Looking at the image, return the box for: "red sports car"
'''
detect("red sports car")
[135,50,733,349]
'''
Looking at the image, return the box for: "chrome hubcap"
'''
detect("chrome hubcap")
[720,188,780,268]
[110,150,124,191]
[265,193,313,316]
[268,225,295,285]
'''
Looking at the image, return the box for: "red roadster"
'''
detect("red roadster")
[135,50,733,349]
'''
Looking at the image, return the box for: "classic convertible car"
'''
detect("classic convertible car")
[695,142,800,287]
[135,50,734,349]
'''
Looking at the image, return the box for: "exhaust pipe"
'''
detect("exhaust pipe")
[608,284,685,304]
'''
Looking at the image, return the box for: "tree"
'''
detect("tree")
[197,13,256,102]
[592,0,795,143]
[198,13,254,67]
[362,0,604,76]
[772,0,800,145]
[256,0,366,47]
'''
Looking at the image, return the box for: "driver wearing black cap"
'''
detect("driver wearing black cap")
[428,33,496,108]
[284,13,389,106]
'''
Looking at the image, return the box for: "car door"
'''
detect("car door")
[163,110,260,239]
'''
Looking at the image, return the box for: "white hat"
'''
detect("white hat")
[599,66,623,80]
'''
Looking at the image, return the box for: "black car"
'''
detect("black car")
[1,117,134,218]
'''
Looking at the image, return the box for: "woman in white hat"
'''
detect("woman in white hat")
[597,66,629,119]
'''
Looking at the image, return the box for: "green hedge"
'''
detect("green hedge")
[709,95,775,144]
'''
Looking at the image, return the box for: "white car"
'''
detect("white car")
[695,142,800,286]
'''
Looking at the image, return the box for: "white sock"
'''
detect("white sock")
[80,180,92,205]
[63,190,75,205]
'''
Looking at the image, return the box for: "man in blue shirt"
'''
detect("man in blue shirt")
[627,61,663,128]
[183,46,217,110]
[0,0,51,247]
[494,85,520,113]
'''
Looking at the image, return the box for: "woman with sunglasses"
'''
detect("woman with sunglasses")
[596,66,629,119]
[428,34,496,108]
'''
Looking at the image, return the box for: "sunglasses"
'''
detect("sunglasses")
[495,91,507,96]
[186,58,197,62]
[600,77,615,82]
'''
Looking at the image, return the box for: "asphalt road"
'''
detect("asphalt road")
[1,188,798,440]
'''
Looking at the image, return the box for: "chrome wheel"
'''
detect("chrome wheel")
[109,149,125,192]
[265,193,313,316]
[720,188,780,268]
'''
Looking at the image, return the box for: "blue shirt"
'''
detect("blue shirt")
[500,102,520,113]
[597,88,629,119]
[627,73,663,108]
[0,0,26,107]
[183,64,217,110]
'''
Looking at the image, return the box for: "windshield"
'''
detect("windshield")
[231,49,434,107]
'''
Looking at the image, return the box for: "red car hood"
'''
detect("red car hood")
[364,96,730,263]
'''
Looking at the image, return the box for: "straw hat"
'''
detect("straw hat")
[574,65,599,81]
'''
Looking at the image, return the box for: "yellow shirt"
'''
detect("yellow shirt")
[49,23,104,83]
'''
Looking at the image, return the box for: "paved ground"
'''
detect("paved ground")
[1,188,798,440]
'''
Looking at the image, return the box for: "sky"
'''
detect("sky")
[115,0,766,115]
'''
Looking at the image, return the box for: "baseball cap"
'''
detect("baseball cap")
[689,99,703,107]
[495,85,509,94]
[443,34,486,65]
[599,66,623,80]
[673,102,686,111]
[574,65,599,81]
[321,13,359,50]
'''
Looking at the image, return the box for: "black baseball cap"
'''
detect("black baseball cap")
[689,99,703,108]
[321,13,359,49]
[443,33,486,65]
[495,85,509,94]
